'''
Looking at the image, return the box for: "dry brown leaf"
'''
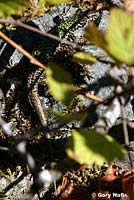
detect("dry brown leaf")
[58,184,90,200]
[99,165,120,190]
[52,173,69,197]
[52,165,134,200]
[122,168,134,200]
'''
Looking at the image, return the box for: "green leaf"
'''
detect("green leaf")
[105,8,134,65]
[84,22,107,50]
[46,62,74,106]
[47,109,87,124]
[72,52,96,64]
[66,129,124,165]
[0,0,28,17]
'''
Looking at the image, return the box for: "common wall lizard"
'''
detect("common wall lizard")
[27,8,101,127]
[0,7,101,133]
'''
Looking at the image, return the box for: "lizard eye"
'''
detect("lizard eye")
[53,15,62,24]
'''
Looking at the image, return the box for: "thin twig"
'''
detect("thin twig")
[0,31,46,70]
[120,96,133,169]
[0,18,78,49]
[120,96,134,191]
[84,92,104,103]
[76,88,105,103]
[120,96,129,146]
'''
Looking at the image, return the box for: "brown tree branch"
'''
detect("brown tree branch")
[0,18,78,49]
[0,31,46,70]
